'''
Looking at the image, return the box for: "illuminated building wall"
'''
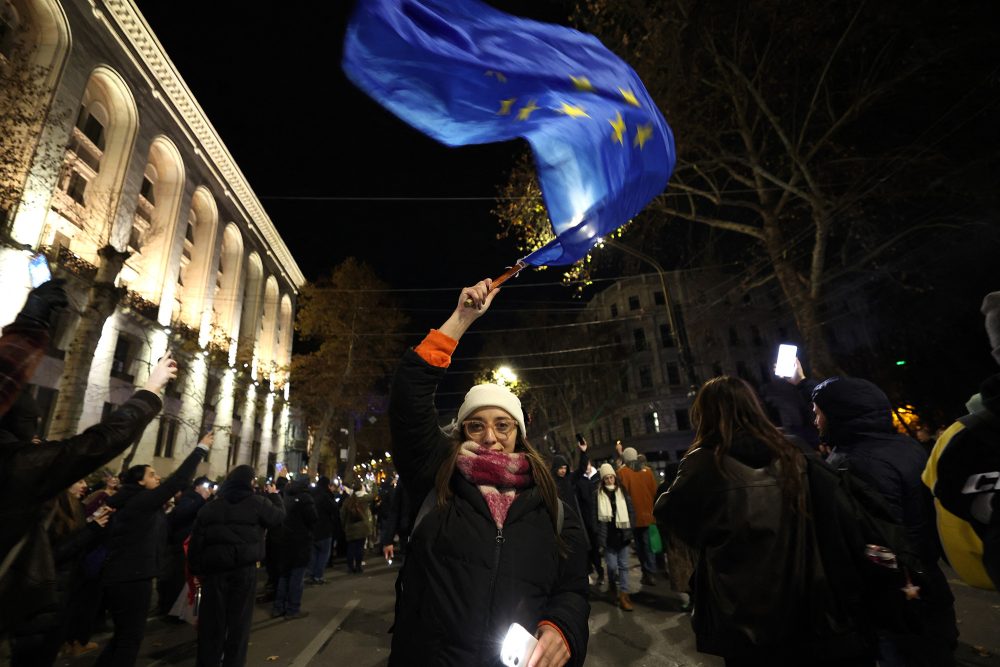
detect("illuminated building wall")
[0,0,305,475]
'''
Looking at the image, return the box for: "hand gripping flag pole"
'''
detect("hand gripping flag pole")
[462,260,527,308]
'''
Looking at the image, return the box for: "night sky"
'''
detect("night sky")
[133,0,579,335]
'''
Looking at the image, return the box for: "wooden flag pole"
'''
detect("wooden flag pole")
[463,260,528,307]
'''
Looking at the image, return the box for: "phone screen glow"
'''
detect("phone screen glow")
[28,253,51,288]
[774,344,798,378]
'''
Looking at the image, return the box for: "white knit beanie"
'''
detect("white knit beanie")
[622,447,638,463]
[454,383,527,437]
[599,463,616,480]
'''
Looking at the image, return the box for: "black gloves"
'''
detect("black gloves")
[16,279,69,328]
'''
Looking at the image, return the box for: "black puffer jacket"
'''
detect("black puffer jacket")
[655,437,875,661]
[276,480,318,571]
[103,445,207,584]
[189,469,284,576]
[312,484,339,541]
[389,349,590,667]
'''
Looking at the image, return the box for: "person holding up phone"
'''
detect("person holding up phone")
[1,351,176,645]
[388,279,590,667]
[96,429,215,666]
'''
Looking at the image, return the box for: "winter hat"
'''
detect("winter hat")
[226,465,255,488]
[317,475,331,489]
[552,454,568,470]
[622,447,638,463]
[982,292,1000,366]
[599,463,616,480]
[454,383,526,437]
[811,377,891,419]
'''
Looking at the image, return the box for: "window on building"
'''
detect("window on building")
[610,303,618,318]
[0,4,20,59]
[111,335,135,382]
[76,108,105,150]
[628,295,640,311]
[736,360,751,381]
[666,363,680,385]
[251,439,262,470]
[66,171,87,205]
[622,416,632,438]
[644,411,659,434]
[728,327,741,346]
[128,225,143,252]
[139,175,156,205]
[633,328,647,351]
[750,325,764,347]
[759,362,771,384]
[675,409,691,430]
[712,361,723,377]
[619,373,628,394]
[34,385,58,436]
[155,417,178,458]
[639,366,652,388]
[659,323,674,347]
[654,291,665,306]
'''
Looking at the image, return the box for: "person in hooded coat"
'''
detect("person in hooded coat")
[271,478,317,619]
[95,431,214,667]
[189,465,284,667]
[812,377,958,667]
[308,475,338,584]
[158,476,211,616]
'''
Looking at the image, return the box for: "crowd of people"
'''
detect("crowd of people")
[0,277,997,667]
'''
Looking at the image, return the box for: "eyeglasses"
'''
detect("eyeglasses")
[462,418,516,439]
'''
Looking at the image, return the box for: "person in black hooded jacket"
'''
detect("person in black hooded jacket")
[655,376,877,666]
[812,376,958,667]
[388,279,589,667]
[271,478,317,619]
[190,465,284,666]
[95,431,214,667]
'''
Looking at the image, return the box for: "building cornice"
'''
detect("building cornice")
[99,0,306,290]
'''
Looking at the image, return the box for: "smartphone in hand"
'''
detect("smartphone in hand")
[774,344,798,378]
[500,623,538,667]
[28,253,51,288]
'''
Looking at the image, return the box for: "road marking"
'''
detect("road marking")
[289,598,360,667]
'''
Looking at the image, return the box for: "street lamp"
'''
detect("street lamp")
[494,365,519,388]
[605,238,698,395]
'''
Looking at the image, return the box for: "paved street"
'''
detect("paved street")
[60,555,1000,666]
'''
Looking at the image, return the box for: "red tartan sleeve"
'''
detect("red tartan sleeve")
[0,322,48,415]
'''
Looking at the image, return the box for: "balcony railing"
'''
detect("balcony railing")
[43,245,97,281]
[121,290,159,322]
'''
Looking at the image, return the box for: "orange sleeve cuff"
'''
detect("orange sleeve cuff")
[413,329,458,368]
[537,620,570,655]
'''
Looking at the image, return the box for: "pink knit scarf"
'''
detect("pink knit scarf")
[454,443,532,528]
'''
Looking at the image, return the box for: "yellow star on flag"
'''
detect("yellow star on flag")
[558,102,590,118]
[497,98,516,115]
[619,87,640,107]
[571,75,594,92]
[609,112,626,145]
[633,123,653,149]
[517,100,539,121]
[485,70,508,83]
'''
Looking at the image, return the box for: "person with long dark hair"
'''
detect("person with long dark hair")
[654,376,876,667]
[388,279,590,667]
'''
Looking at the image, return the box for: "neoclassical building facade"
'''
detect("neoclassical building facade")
[0,0,305,474]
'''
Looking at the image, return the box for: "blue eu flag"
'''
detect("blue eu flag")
[343,0,676,267]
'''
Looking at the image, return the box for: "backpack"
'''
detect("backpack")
[806,457,926,635]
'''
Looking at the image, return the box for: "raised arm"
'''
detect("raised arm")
[15,353,177,503]
[128,432,213,513]
[389,279,500,501]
